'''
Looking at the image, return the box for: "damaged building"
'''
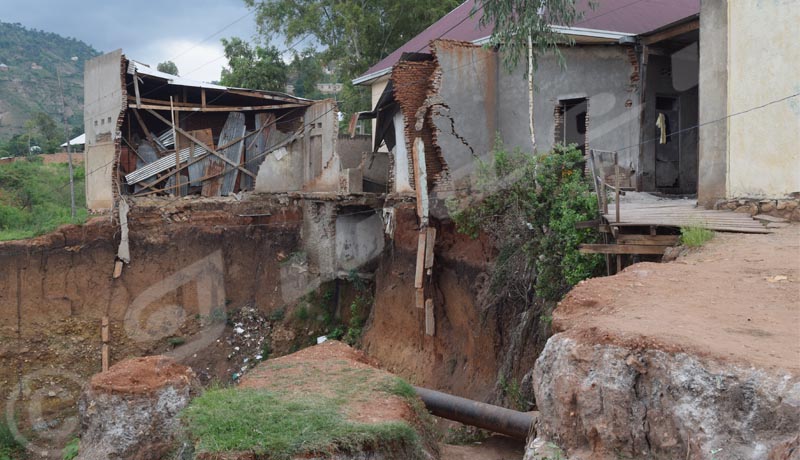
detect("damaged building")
[353,0,798,205]
[83,50,382,211]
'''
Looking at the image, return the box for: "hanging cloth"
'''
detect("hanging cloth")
[656,113,667,144]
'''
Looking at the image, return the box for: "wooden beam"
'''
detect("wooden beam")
[616,234,680,246]
[579,244,668,255]
[224,88,311,104]
[129,102,308,112]
[424,227,436,269]
[415,229,427,289]
[201,88,206,108]
[575,219,601,229]
[425,299,435,337]
[643,19,699,45]
[144,108,256,179]
[133,71,141,107]
[131,108,156,147]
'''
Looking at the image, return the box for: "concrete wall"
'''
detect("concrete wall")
[335,212,384,272]
[698,0,728,206]
[726,0,800,198]
[83,50,124,210]
[431,41,500,184]
[530,46,641,169]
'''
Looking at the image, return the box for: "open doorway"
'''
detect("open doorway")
[559,98,588,154]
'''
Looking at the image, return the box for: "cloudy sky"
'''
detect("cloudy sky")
[1,0,294,82]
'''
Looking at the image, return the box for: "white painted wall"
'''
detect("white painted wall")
[727,0,800,198]
[393,111,413,193]
[83,50,124,210]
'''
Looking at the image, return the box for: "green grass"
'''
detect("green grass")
[0,159,87,241]
[680,225,714,247]
[61,438,79,460]
[0,419,26,460]
[183,368,429,459]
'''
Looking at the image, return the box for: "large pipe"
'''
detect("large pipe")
[413,386,535,441]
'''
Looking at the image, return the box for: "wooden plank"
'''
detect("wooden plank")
[101,316,109,372]
[201,88,206,108]
[243,113,274,190]
[415,288,425,310]
[415,229,427,289]
[224,88,311,104]
[113,260,124,278]
[616,234,680,246]
[170,97,183,197]
[187,129,213,187]
[201,162,225,196]
[144,108,256,179]
[643,19,700,45]
[218,112,247,195]
[579,244,668,255]
[133,71,141,107]
[425,299,435,337]
[424,227,436,269]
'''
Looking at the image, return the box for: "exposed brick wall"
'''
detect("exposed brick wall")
[391,60,439,191]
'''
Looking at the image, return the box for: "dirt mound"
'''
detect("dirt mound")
[90,355,196,395]
[240,341,410,425]
[554,225,799,373]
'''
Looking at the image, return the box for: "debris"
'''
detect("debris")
[767,275,788,283]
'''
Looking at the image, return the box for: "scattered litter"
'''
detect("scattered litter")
[767,275,788,283]
[317,336,328,344]
[234,327,245,334]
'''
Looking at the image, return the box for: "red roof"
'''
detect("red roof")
[355,0,699,83]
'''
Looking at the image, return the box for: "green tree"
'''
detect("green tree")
[24,112,61,153]
[219,38,288,91]
[477,0,590,151]
[243,0,461,113]
[157,60,179,76]
[288,49,325,99]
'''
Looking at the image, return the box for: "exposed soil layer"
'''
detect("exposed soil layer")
[555,224,800,373]
[89,355,195,395]
[362,205,545,404]
[441,435,524,460]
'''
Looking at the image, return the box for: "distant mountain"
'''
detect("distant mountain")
[0,22,101,141]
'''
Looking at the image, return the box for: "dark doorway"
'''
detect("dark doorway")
[655,96,680,188]
[560,98,587,154]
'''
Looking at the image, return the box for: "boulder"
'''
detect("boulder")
[77,355,198,460]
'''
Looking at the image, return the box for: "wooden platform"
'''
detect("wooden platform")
[603,199,770,234]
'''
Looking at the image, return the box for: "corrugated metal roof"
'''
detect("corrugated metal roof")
[355,0,700,84]
[130,61,312,102]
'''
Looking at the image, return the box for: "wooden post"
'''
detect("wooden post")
[614,152,621,224]
[201,88,206,109]
[101,316,109,372]
[170,96,181,196]
[425,299,435,336]
[415,229,427,289]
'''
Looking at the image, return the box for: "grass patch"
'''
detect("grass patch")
[184,388,421,459]
[0,419,26,460]
[680,225,714,247]
[0,159,87,241]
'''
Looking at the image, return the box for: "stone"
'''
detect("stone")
[785,201,799,211]
[777,201,788,210]
[760,202,775,213]
[77,355,198,460]
[533,334,800,460]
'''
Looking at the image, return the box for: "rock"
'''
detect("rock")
[785,200,799,211]
[760,202,776,213]
[533,334,800,460]
[77,355,198,460]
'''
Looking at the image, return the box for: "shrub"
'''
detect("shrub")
[448,139,603,302]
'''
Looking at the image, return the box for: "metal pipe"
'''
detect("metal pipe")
[413,386,535,441]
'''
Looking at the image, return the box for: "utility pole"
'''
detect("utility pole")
[56,65,76,219]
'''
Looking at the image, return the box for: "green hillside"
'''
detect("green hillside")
[0,22,101,142]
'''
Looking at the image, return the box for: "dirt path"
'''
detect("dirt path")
[555,225,799,374]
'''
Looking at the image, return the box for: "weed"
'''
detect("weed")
[444,425,489,445]
[498,376,528,411]
[327,326,345,340]
[268,308,285,322]
[680,225,714,247]
[167,337,186,347]
[294,305,310,321]
[62,438,79,460]
[0,419,25,460]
